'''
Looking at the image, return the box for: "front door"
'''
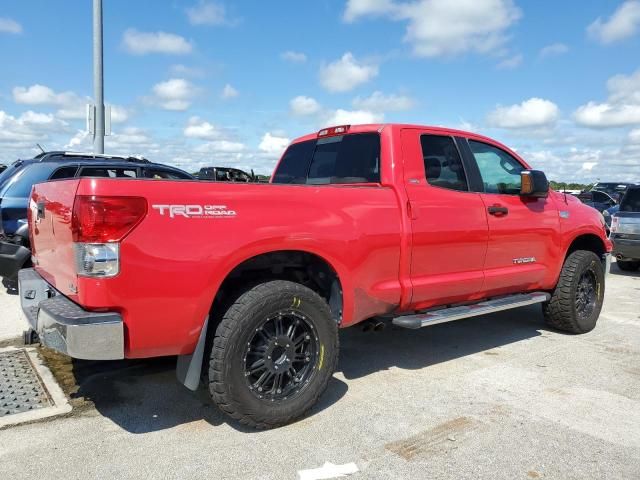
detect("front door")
[464,139,561,295]
[401,129,489,310]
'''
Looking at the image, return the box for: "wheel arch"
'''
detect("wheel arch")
[565,233,607,259]
[209,249,348,328]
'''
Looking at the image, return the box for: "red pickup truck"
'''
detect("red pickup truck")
[14,124,611,428]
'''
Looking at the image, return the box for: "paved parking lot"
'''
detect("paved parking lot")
[0,265,639,479]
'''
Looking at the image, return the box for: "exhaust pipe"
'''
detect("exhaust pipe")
[373,321,386,332]
[616,254,623,261]
[361,320,386,332]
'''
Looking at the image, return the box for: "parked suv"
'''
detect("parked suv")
[577,190,618,212]
[0,151,192,247]
[611,186,640,271]
[0,152,192,281]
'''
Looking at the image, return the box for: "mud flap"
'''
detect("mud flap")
[176,316,209,391]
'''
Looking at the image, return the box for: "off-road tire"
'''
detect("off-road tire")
[209,280,339,429]
[617,260,640,272]
[543,250,605,334]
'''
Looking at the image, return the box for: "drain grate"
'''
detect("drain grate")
[0,349,52,417]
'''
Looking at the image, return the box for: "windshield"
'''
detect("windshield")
[0,161,25,191]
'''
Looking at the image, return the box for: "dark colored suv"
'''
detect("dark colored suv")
[0,151,192,247]
[611,186,640,272]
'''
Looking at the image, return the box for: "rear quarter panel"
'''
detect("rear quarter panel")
[74,179,403,358]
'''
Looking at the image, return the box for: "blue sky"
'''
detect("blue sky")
[1,0,640,182]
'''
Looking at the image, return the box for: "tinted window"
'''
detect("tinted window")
[272,140,316,184]
[620,188,640,212]
[143,168,191,180]
[79,167,137,178]
[419,135,468,191]
[469,140,524,194]
[3,164,57,198]
[592,191,612,204]
[272,133,381,185]
[49,166,78,180]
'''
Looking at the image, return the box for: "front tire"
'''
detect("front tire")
[543,250,605,334]
[209,280,339,429]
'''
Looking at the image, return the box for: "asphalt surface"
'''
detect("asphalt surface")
[0,264,639,479]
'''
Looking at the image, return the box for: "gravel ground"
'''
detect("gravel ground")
[0,264,639,479]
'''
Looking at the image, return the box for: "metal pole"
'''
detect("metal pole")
[93,0,105,154]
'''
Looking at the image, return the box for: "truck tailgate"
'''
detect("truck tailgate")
[30,179,81,298]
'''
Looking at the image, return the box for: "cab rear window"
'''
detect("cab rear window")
[272,133,380,185]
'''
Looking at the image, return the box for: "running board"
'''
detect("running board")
[392,292,551,329]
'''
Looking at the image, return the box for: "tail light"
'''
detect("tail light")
[72,196,147,243]
[72,196,146,277]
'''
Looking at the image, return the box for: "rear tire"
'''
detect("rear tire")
[543,250,605,334]
[617,260,640,271]
[208,280,339,429]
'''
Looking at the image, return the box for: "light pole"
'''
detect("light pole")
[93,0,105,154]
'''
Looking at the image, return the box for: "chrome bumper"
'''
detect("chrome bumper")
[18,268,124,360]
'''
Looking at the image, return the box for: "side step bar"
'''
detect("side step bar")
[392,292,551,329]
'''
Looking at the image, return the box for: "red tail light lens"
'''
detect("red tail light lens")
[72,196,147,243]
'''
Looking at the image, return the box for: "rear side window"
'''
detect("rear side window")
[272,133,381,185]
[420,135,468,191]
[469,140,524,195]
[143,168,191,180]
[50,166,78,180]
[3,164,57,198]
[621,189,640,212]
[79,167,138,178]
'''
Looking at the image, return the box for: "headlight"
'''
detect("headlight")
[73,243,119,277]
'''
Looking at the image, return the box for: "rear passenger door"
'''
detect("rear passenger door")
[401,129,489,310]
[463,139,560,295]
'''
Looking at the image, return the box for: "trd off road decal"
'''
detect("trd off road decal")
[152,204,237,219]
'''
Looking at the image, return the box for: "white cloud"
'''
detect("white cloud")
[221,83,239,99]
[0,110,68,146]
[259,133,290,156]
[497,53,523,69]
[487,98,559,129]
[588,1,640,44]
[281,51,307,63]
[186,1,230,26]
[630,129,640,143]
[193,140,246,153]
[319,52,379,93]
[343,0,397,22]
[184,117,224,140]
[290,96,321,116]
[122,29,193,55]
[352,91,415,111]
[574,69,640,128]
[13,84,76,106]
[0,17,22,34]
[151,78,197,110]
[344,0,521,58]
[539,43,569,58]
[13,84,129,124]
[324,109,383,126]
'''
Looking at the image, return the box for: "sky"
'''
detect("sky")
[1,0,640,182]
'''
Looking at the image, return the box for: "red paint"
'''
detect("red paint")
[30,124,610,359]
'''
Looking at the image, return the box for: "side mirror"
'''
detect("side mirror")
[520,170,549,198]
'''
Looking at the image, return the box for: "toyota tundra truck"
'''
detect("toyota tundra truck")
[7,124,611,428]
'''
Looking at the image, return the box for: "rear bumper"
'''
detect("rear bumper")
[612,238,640,261]
[0,241,30,279]
[18,268,124,360]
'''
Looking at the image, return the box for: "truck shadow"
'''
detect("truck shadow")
[68,304,547,434]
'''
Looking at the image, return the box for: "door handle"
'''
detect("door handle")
[487,205,509,216]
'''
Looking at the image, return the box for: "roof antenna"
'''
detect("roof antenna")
[36,143,46,154]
